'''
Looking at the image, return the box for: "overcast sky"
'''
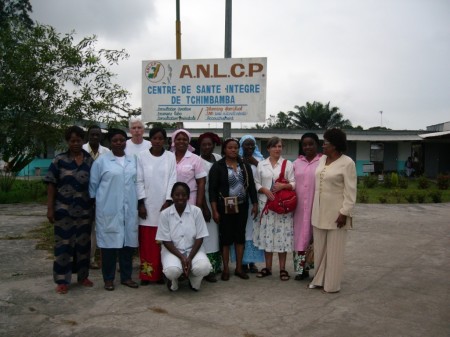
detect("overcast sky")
[30,0,449,130]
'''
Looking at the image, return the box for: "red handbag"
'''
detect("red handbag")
[262,159,297,215]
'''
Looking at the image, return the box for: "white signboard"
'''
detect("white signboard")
[141,58,267,123]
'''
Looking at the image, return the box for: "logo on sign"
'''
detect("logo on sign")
[145,61,165,83]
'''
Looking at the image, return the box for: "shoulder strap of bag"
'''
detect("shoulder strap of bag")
[277,159,287,182]
[261,159,287,220]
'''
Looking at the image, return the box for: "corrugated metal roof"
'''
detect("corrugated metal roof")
[167,129,426,141]
[419,131,450,138]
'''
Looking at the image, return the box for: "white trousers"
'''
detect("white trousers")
[162,247,211,291]
[310,227,347,292]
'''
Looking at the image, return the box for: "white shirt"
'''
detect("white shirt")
[136,150,177,227]
[156,204,209,255]
[255,157,296,203]
[125,139,151,156]
[82,143,110,160]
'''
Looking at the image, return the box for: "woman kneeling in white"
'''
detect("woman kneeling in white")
[156,182,212,291]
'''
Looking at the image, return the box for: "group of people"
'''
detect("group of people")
[44,117,357,295]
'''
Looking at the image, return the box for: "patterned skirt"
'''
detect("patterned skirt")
[253,200,294,253]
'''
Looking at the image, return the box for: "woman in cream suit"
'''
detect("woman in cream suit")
[308,128,357,293]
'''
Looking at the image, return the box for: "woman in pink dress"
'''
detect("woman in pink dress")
[292,133,321,281]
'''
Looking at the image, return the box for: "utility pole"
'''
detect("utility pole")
[223,0,232,139]
[176,0,183,129]
[379,110,383,127]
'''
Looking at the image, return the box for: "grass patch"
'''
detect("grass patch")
[28,221,54,254]
[0,179,47,204]
[357,178,450,204]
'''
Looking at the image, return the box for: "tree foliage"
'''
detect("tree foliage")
[0,1,136,175]
[288,101,352,129]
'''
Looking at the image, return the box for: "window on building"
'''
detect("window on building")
[370,143,384,173]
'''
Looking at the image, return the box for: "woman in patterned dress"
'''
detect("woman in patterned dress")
[254,137,295,281]
[44,125,94,294]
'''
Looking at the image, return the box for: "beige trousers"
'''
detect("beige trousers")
[310,227,347,292]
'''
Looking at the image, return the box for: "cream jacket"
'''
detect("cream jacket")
[311,155,357,230]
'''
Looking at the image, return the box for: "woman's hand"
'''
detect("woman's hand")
[335,213,347,228]
[212,209,220,224]
[244,156,259,167]
[272,182,291,193]
[202,206,212,223]
[181,256,191,277]
[260,187,275,201]
[138,204,147,220]
[160,201,172,212]
[47,207,55,224]
[251,203,258,220]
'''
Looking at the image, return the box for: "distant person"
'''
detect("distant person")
[292,133,321,280]
[89,129,139,291]
[82,125,110,270]
[44,125,94,294]
[156,182,211,292]
[404,156,415,177]
[308,128,357,293]
[136,127,177,285]
[125,116,151,156]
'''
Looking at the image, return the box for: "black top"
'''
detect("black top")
[208,157,258,212]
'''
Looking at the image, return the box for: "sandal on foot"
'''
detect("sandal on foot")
[221,271,230,281]
[294,273,306,281]
[256,268,272,278]
[56,284,68,294]
[249,263,259,273]
[280,270,290,281]
[234,270,249,280]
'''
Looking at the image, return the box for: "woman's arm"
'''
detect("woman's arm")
[195,177,206,209]
[162,241,190,276]
[46,183,56,223]
[336,158,357,228]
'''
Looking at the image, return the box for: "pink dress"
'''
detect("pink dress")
[175,151,207,205]
[293,154,322,251]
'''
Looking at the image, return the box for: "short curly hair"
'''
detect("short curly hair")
[323,128,347,153]
[65,125,85,141]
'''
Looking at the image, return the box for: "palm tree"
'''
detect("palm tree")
[288,101,352,129]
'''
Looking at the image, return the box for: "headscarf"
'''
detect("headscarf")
[107,128,127,141]
[198,132,222,146]
[170,129,195,153]
[239,135,264,160]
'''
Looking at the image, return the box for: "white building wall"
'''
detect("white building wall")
[398,142,412,161]
[356,142,370,161]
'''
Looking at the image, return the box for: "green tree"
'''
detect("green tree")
[288,101,352,129]
[0,2,135,183]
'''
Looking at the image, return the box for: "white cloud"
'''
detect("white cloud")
[30,0,450,129]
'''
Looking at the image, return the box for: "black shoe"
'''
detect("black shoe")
[166,279,173,292]
[140,280,150,286]
[120,280,139,288]
[204,272,217,283]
